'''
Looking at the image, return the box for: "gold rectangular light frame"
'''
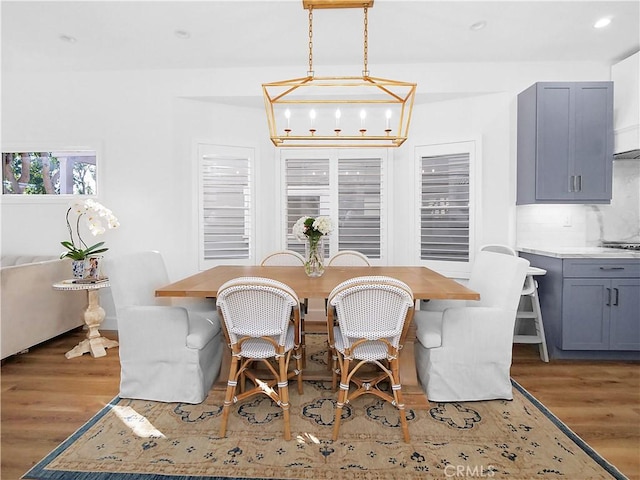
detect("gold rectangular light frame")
[302,0,374,9]
[263,75,416,148]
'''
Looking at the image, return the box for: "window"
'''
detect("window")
[198,144,254,269]
[284,154,331,258]
[2,150,97,195]
[282,149,386,261]
[417,141,479,273]
[337,157,382,257]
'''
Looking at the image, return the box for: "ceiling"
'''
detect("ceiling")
[2,1,639,74]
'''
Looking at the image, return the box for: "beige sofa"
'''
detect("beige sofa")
[1,256,86,360]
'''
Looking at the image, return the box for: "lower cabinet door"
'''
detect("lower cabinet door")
[562,279,610,350]
[609,279,640,351]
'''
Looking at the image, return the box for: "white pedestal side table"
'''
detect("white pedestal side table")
[53,279,119,359]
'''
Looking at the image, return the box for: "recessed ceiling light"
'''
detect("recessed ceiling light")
[59,34,77,43]
[174,30,191,39]
[470,21,487,31]
[594,17,611,29]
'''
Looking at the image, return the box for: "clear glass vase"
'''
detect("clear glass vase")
[304,235,325,277]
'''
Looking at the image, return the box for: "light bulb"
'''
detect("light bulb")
[284,109,291,129]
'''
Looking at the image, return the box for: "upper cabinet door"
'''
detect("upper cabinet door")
[536,84,574,201]
[573,83,614,201]
[517,81,613,205]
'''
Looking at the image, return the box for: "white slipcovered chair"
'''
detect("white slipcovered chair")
[216,277,303,441]
[105,251,224,404]
[327,276,415,442]
[414,250,530,402]
[328,250,371,266]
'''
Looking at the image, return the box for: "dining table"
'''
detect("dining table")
[156,265,480,409]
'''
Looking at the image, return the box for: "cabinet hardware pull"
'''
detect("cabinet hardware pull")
[606,287,611,306]
[576,175,582,192]
[569,175,574,192]
[613,288,619,306]
[599,266,625,270]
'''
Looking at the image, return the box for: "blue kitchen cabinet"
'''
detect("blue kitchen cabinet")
[517,82,614,204]
[520,252,639,360]
[563,277,640,350]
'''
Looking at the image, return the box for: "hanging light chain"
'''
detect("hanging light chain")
[363,6,369,77]
[308,6,314,77]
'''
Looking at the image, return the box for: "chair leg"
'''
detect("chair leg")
[332,357,350,441]
[219,354,240,438]
[531,286,550,362]
[390,357,410,443]
[300,319,307,369]
[278,354,292,441]
[330,347,339,391]
[295,347,304,395]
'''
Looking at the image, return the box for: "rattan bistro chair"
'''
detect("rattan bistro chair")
[328,250,371,267]
[260,250,305,266]
[261,250,308,313]
[324,250,372,364]
[261,250,309,364]
[327,276,415,442]
[216,277,304,441]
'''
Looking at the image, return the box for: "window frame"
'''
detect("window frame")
[196,143,255,270]
[1,142,102,204]
[279,148,389,264]
[415,139,482,277]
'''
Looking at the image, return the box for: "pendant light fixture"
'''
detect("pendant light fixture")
[262,0,417,148]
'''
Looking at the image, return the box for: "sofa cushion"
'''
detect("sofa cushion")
[1,255,58,267]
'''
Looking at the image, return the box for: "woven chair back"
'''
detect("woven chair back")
[216,277,299,345]
[260,250,305,266]
[329,276,414,348]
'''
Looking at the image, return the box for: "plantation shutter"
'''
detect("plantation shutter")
[420,152,470,262]
[337,157,381,258]
[282,150,386,261]
[284,157,331,256]
[199,146,252,263]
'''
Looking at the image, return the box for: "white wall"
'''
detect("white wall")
[516,160,640,248]
[1,61,612,327]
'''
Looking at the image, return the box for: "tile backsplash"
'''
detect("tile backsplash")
[517,159,640,247]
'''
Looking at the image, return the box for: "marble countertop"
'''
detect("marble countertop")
[518,246,640,259]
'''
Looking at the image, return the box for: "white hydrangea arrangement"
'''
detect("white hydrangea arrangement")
[293,216,333,277]
[292,216,333,241]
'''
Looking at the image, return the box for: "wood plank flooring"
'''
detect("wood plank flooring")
[2,329,639,480]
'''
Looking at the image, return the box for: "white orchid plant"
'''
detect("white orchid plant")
[292,216,333,242]
[60,199,119,261]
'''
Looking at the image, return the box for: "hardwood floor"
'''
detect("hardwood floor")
[2,329,639,480]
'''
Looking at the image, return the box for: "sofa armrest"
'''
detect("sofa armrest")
[1,258,86,359]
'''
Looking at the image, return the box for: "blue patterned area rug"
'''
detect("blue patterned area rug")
[24,338,626,480]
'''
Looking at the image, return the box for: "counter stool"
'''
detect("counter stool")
[514,266,549,362]
[479,245,549,362]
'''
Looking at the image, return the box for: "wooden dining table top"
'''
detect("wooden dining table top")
[155,265,480,301]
